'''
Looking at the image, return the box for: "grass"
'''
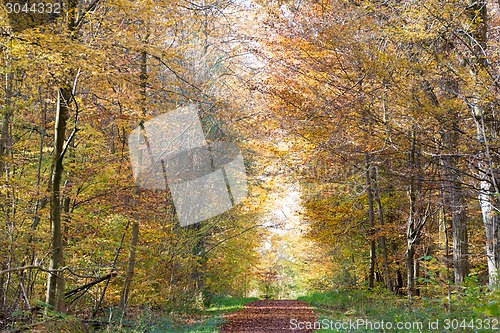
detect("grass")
[97,296,258,333]
[206,296,259,314]
[298,285,500,333]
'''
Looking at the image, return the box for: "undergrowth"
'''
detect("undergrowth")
[299,281,500,333]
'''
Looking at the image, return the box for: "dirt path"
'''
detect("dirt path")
[220,300,317,332]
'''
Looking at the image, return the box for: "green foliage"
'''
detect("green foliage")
[96,296,258,333]
[206,296,259,313]
[300,288,500,333]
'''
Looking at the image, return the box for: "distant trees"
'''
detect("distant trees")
[259,0,500,295]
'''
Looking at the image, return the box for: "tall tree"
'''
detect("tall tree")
[465,0,500,288]
[46,0,80,313]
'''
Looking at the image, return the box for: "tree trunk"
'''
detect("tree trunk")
[0,49,13,312]
[365,154,376,289]
[372,166,392,292]
[406,130,425,298]
[0,68,12,176]
[120,46,148,310]
[46,87,71,314]
[406,241,415,297]
[45,0,79,314]
[190,222,207,302]
[477,143,500,287]
[441,124,468,285]
[119,126,142,310]
[119,220,139,309]
[480,189,500,286]
[465,0,500,288]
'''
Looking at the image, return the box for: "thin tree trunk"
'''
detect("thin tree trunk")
[441,126,468,285]
[365,154,376,289]
[477,110,500,288]
[480,192,500,287]
[441,200,452,312]
[406,240,416,297]
[119,219,139,310]
[190,223,206,300]
[372,166,391,292]
[120,46,148,310]
[46,87,71,313]
[0,46,13,312]
[406,130,420,299]
[0,67,12,176]
[94,224,127,317]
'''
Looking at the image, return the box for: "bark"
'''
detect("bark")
[480,187,500,286]
[0,68,12,176]
[441,202,452,311]
[406,242,415,298]
[466,0,500,288]
[120,47,148,310]
[29,100,48,296]
[406,132,417,297]
[119,220,139,310]
[0,47,13,312]
[190,223,206,302]
[45,0,80,314]
[476,115,500,286]
[46,87,71,313]
[365,154,376,289]
[441,114,468,285]
[0,77,13,312]
[406,130,426,298]
[372,166,392,292]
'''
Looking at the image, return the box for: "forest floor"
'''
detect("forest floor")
[220,300,317,333]
[298,288,500,333]
[13,288,498,332]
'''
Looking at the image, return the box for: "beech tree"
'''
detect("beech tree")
[258,0,500,296]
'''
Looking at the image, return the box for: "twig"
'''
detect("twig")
[0,265,68,276]
[65,272,117,299]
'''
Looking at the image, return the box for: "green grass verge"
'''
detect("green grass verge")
[299,287,500,333]
[99,296,258,333]
[206,296,259,314]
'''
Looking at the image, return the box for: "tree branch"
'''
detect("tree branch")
[0,265,69,276]
[75,0,102,28]
[59,127,78,161]
[203,223,265,256]
[65,272,118,298]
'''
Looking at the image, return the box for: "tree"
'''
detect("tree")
[464,0,500,288]
[45,0,80,314]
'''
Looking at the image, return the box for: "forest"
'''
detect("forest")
[0,0,500,332]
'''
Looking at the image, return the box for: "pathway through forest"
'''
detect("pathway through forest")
[220,300,317,332]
